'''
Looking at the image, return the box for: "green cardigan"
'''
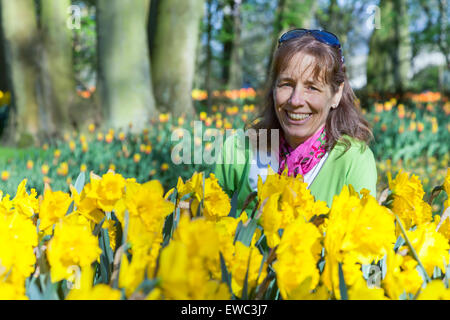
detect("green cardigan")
[213,132,378,214]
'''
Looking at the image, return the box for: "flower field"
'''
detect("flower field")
[0,164,449,300]
[0,89,449,300]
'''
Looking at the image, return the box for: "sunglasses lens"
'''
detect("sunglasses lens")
[278,29,343,63]
[279,29,307,44]
[279,29,340,47]
[313,31,340,46]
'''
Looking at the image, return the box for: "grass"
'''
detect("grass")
[0,147,40,165]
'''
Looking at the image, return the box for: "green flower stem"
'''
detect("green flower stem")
[393,212,431,283]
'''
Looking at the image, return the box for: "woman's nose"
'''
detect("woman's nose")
[288,86,306,107]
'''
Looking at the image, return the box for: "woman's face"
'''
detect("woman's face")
[273,52,344,148]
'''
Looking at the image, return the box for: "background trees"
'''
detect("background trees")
[0,0,41,147]
[97,0,157,132]
[366,0,412,95]
[41,0,78,137]
[0,0,447,147]
[151,0,205,115]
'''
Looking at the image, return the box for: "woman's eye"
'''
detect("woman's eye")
[308,86,318,91]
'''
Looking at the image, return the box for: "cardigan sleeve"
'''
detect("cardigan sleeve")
[213,132,250,200]
[213,136,234,199]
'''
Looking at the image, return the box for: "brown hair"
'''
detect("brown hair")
[249,34,374,156]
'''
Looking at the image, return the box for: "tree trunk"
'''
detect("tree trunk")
[40,0,77,137]
[438,0,449,68]
[205,0,213,109]
[0,0,40,147]
[97,0,157,132]
[151,0,205,115]
[0,4,7,91]
[148,0,159,57]
[393,0,411,95]
[220,0,234,88]
[226,0,244,90]
[367,0,411,95]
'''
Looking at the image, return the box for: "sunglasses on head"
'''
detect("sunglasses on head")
[278,28,345,64]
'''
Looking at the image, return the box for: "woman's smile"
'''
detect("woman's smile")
[284,110,313,122]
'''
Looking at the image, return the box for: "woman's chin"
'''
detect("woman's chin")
[281,127,310,145]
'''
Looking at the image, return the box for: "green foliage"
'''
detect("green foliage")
[71,0,97,88]
[409,66,441,92]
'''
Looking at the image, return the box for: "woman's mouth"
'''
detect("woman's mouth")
[285,110,312,122]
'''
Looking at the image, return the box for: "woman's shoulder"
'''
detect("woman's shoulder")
[331,134,374,160]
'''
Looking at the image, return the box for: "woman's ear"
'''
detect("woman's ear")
[332,82,345,108]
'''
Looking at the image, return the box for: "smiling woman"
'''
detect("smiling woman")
[214,29,377,213]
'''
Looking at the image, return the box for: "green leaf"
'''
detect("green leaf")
[98,228,114,284]
[233,221,244,245]
[66,201,75,216]
[102,228,114,262]
[427,185,444,205]
[393,235,405,251]
[135,279,160,296]
[99,254,110,284]
[92,217,106,237]
[74,171,86,194]
[338,262,348,300]
[236,219,258,247]
[318,260,326,273]
[228,190,240,218]
[41,273,60,300]
[228,159,250,218]
[263,278,278,300]
[26,277,44,300]
[432,266,442,279]
[162,213,174,247]
[241,254,251,300]
[219,252,232,295]
[240,191,258,217]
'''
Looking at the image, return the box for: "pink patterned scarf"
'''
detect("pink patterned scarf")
[278,125,328,177]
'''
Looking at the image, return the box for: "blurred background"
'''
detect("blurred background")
[0,0,448,212]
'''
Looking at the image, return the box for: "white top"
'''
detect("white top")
[248,149,329,191]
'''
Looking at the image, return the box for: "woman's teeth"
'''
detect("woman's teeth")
[286,111,312,121]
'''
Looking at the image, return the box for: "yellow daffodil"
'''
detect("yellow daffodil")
[11,179,39,218]
[257,166,329,248]
[274,219,322,298]
[230,241,266,298]
[191,174,231,221]
[0,212,38,283]
[388,170,432,231]
[322,186,396,299]
[402,223,450,276]
[39,184,73,232]
[382,250,426,299]
[285,277,330,300]
[348,277,387,300]
[417,280,450,300]
[67,266,121,300]
[443,168,450,210]
[46,216,101,283]
[157,233,229,300]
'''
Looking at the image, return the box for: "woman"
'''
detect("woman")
[214,29,377,214]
